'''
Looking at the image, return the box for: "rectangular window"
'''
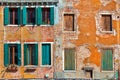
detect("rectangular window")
[9,8,18,25]
[64,48,75,70]
[42,43,51,66]
[4,7,20,25]
[24,44,38,66]
[101,15,112,31]
[64,14,74,31]
[42,8,50,25]
[4,44,21,67]
[102,49,113,71]
[27,8,35,25]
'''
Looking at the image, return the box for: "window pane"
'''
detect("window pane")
[64,48,75,70]
[42,8,50,25]
[27,8,35,25]
[9,8,18,25]
[9,45,18,65]
[64,14,74,31]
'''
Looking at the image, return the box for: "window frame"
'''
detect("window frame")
[101,48,114,72]
[4,42,21,67]
[40,6,54,26]
[5,6,20,26]
[24,42,38,67]
[101,14,112,32]
[63,12,76,32]
[63,48,76,72]
[40,42,53,67]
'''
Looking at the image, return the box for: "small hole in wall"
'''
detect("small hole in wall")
[117,16,120,19]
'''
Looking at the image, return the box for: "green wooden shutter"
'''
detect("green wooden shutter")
[18,7,21,25]
[64,48,75,70]
[4,7,9,25]
[37,7,42,25]
[64,49,69,70]
[108,50,113,70]
[34,44,38,65]
[22,7,27,25]
[50,7,54,25]
[17,44,21,66]
[42,44,51,65]
[46,44,51,65]
[4,44,9,67]
[24,44,27,65]
[42,44,46,65]
[102,49,113,71]
[71,49,75,70]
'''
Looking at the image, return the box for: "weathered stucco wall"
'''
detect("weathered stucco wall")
[0,0,120,79]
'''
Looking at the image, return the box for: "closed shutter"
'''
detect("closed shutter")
[22,7,27,25]
[42,44,46,65]
[18,7,21,25]
[46,44,51,65]
[4,7,9,25]
[102,49,113,71]
[42,44,51,65]
[37,7,42,25]
[64,48,75,70]
[102,15,112,31]
[4,44,9,67]
[17,44,21,66]
[34,44,38,65]
[24,44,27,65]
[50,7,54,25]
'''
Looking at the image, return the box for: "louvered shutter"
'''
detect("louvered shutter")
[4,7,9,25]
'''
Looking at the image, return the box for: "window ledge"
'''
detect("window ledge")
[63,31,77,33]
[64,70,76,72]
[5,25,19,27]
[40,25,53,27]
[41,65,52,68]
[25,25,37,27]
[101,70,114,72]
[24,65,37,69]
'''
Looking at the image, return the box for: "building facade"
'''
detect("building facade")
[0,0,120,79]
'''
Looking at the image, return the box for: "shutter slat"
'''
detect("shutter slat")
[4,7,9,25]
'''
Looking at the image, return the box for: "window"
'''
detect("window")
[64,14,74,31]
[4,7,20,25]
[24,44,38,66]
[42,43,51,66]
[41,7,54,25]
[101,15,112,31]
[64,48,75,70]
[102,49,113,71]
[27,8,35,25]
[4,44,21,67]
